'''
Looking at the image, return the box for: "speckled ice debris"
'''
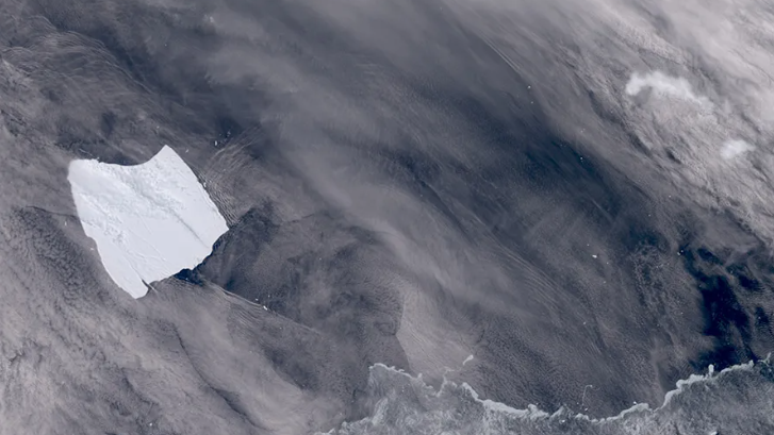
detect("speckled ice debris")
[322,357,774,435]
[67,145,228,298]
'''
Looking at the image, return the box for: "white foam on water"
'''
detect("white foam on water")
[68,145,228,298]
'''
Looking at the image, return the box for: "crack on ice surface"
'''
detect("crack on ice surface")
[321,355,773,434]
[67,145,228,298]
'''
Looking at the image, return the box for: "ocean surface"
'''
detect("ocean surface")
[0,0,772,434]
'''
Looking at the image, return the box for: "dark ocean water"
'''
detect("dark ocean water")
[0,0,772,434]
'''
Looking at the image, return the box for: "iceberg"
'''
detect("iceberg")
[68,145,228,298]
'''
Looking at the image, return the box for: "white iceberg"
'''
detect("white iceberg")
[68,145,228,298]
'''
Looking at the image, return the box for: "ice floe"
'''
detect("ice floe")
[68,145,228,298]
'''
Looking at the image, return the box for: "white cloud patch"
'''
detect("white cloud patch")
[720,139,754,160]
[68,146,228,299]
[625,70,711,106]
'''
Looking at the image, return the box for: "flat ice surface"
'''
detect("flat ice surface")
[68,146,228,298]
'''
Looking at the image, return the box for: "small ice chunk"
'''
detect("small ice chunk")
[68,145,228,298]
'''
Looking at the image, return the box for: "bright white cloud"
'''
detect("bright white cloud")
[625,71,711,106]
[68,146,228,298]
[720,139,754,160]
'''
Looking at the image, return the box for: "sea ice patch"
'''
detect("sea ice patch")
[68,145,228,298]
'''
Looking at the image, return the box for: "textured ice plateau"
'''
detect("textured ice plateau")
[67,145,228,298]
